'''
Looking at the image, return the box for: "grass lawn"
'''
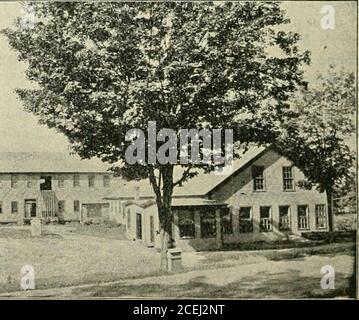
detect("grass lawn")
[0,224,356,298]
[0,224,161,293]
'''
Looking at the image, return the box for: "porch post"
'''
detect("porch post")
[172,209,180,242]
[215,208,222,249]
[194,209,201,239]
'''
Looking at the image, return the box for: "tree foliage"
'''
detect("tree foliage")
[275,68,356,230]
[3,1,310,267]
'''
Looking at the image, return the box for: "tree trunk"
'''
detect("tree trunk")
[148,165,174,272]
[159,211,173,272]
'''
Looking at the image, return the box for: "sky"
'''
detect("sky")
[0,1,357,153]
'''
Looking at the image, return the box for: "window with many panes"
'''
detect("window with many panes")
[297,205,309,230]
[239,207,253,233]
[315,204,327,229]
[252,166,265,191]
[11,201,18,214]
[279,206,291,231]
[178,209,195,239]
[73,174,80,187]
[11,175,18,188]
[283,167,294,191]
[260,206,272,232]
[103,175,110,188]
[200,209,216,238]
[88,175,95,188]
[220,207,233,235]
[58,177,65,188]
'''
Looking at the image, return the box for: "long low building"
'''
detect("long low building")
[105,146,329,251]
[0,152,118,223]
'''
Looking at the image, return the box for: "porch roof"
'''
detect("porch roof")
[123,197,226,208]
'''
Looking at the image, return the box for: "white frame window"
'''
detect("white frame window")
[279,205,291,231]
[178,209,195,239]
[297,205,310,230]
[260,206,273,232]
[315,204,327,229]
[252,166,265,191]
[282,166,294,191]
[73,174,80,187]
[88,174,95,188]
[239,207,253,233]
[11,175,18,188]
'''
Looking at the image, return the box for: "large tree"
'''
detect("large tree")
[3,2,309,270]
[275,68,356,232]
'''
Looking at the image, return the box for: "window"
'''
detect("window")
[298,205,309,230]
[27,178,35,188]
[0,202,2,214]
[58,178,65,188]
[88,175,95,188]
[315,205,327,229]
[74,200,80,213]
[220,207,232,235]
[239,207,253,233]
[11,201,18,214]
[11,175,18,188]
[103,175,110,188]
[260,206,272,232]
[283,167,294,191]
[279,206,291,231]
[178,209,195,239]
[127,209,131,229]
[200,209,216,238]
[73,174,80,187]
[252,166,265,191]
[58,200,65,213]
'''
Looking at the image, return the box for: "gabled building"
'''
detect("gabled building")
[0,152,117,223]
[105,147,329,251]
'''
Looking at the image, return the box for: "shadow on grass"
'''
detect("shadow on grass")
[72,269,356,299]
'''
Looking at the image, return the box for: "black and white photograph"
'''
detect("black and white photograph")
[0,0,357,301]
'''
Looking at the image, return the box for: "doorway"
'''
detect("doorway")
[24,199,37,219]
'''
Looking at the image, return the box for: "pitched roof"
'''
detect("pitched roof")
[105,146,268,199]
[0,152,111,173]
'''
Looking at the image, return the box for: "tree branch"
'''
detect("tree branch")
[173,166,198,187]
